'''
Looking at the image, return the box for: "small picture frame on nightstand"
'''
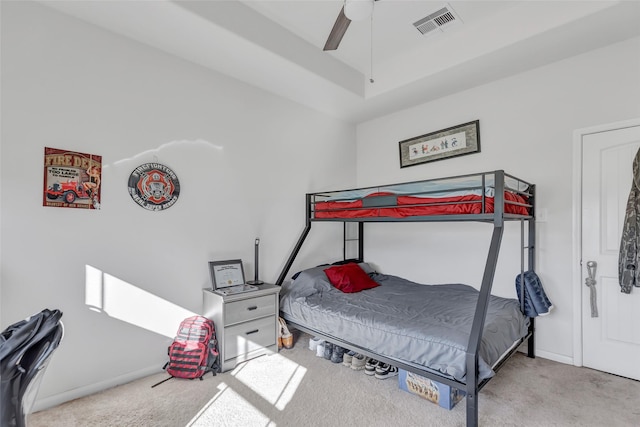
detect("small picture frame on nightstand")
[208,259,258,296]
[209,259,245,290]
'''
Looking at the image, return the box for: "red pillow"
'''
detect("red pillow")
[324,263,379,293]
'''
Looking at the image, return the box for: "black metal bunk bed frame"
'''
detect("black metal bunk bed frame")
[275,170,536,427]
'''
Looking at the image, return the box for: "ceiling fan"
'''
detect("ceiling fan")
[323,0,376,51]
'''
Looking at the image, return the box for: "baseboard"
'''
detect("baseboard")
[532,349,574,365]
[516,345,574,366]
[32,366,163,413]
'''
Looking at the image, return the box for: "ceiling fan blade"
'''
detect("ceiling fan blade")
[323,6,351,51]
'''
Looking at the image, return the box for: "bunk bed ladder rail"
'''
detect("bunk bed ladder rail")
[343,222,364,261]
[526,183,536,358]
[521,213,536,358]
[515,179,536,359]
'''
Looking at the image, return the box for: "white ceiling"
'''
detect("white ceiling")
[42,1,640,123]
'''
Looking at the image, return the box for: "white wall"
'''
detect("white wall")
[4,1,639,412]
[0,2,355,408]
[356,36,640,363]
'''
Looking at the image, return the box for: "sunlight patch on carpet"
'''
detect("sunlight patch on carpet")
[233,354,307,410]
[187,382,274,427]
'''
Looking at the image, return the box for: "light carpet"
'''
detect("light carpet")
[29,332,640,427]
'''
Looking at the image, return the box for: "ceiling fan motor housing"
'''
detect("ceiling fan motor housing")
[344,0,374,21]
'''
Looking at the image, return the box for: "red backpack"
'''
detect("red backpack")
[156,316,219,385]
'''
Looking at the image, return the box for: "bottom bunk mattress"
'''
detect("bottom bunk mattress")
[279,263,529,382]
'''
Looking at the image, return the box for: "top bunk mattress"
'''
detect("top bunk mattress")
[310,170,533,220]
[280,264,530,382]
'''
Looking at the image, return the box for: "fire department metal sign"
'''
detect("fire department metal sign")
[43,147,102,210]
[128,163,180,211]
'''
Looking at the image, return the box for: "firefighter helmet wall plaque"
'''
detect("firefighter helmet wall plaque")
[128,163,180,211]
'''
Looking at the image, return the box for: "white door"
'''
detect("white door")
[581,123,640,381]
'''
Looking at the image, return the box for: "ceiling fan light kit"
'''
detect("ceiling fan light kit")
[344,0,374,21]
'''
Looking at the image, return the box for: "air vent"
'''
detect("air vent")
[413,4,461,36]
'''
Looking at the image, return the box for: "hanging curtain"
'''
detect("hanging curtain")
[619,147,640,294]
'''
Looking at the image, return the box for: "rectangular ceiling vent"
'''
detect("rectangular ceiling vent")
[413,4,461,37]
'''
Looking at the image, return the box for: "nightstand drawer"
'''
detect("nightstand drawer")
[224,316,276,360]
[225,295,276,325]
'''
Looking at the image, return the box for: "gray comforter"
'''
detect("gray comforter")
[280,264,529,382]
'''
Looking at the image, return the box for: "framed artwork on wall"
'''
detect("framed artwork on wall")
[398,120,480,168]
[43,147,102,209]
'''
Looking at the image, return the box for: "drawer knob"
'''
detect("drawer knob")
[246,329,259,335]
[247,306,258,311]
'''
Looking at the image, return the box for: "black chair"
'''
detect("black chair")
[0,309,64,427]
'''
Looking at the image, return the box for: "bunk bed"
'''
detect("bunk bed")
[275,170,536,427]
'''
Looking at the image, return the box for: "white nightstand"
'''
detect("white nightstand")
[202,284,280,372]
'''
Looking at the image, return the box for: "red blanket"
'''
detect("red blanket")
[314,191,529,219]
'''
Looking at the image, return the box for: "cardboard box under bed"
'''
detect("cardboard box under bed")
[398,369,466,410]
